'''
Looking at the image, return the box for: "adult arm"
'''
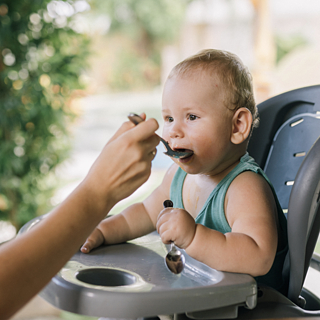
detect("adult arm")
[0,118,159,320]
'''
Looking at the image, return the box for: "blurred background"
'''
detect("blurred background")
[0,0,320,319]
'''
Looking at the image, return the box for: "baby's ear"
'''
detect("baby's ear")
[230,108,252,144]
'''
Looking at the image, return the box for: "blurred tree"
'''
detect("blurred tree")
[90,0,190,91]
[275,34,308,63]
[0,0,90,229]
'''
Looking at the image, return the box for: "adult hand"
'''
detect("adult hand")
[0,117,159,320]
[156,208,196,249]
[83,117,160,211]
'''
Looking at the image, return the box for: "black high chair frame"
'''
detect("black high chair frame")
[238,85,320,318]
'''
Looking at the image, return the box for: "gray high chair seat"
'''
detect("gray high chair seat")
[238,85,320,318]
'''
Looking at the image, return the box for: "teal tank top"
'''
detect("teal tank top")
[170,153,288,294]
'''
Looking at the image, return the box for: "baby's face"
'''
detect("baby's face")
[162,70,235,176]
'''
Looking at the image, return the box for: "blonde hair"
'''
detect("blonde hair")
[168,49,259,128]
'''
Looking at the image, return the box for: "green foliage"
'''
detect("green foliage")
[91,0,190,90]
[95,0,189,44]
[0,0,90,228]
[275,34,308,64]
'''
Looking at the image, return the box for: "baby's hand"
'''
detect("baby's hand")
[156,208,196,249]
[81,228,105,253]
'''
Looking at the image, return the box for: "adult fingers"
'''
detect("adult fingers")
[150,148,157,160]
[111,118,159,158]
[82,118,159,207]
[139,112,146,121]
[105,112,149,145]
[107,121,135,145]
[126,118,159,142]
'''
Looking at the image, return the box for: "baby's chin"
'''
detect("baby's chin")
[176,158,219,176]
[175,156,202,175]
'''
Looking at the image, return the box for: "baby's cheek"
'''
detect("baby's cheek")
[189,130,209,147]
[200,136,218,153]
[161,126,169,139]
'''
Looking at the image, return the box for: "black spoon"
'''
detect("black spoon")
[128,113,194,159]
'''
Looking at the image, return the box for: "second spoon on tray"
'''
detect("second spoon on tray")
[162,200,185,274]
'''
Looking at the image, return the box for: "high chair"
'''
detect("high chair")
[17,86,320,320]
[238,85,320,318]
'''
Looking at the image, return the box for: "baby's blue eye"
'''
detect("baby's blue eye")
[166,116,174,123]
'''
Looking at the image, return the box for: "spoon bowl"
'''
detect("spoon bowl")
[165,243,185,274]
[128,113,194,159]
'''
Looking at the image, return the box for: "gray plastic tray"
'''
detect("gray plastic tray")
[20,215,257,319]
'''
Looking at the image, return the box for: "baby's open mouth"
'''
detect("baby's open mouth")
[174,148,194,159]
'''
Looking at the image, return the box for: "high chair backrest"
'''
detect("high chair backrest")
[248,85,320,305]
[248,85,320,211]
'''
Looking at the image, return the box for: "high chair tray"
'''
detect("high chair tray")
[20,215,257,319]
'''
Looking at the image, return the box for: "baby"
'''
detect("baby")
[81,49,288,294]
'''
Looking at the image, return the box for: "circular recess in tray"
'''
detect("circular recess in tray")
[76,268,137,287]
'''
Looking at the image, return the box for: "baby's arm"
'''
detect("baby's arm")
[81,203,155,252]
[81,164,178,253]
[157,171,279,277]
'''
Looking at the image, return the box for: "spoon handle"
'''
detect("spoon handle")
[127,113,167,146]
[127,113,144,125]
[163,199,173,208]
[163,200,175,248]
[128,113,168,145]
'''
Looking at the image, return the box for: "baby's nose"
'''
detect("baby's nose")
[169,122,184,139]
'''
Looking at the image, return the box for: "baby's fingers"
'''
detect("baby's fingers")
[158,228,174,245]
[156,208,172,234]
[80,228,104,253]
[80,239,96,253]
